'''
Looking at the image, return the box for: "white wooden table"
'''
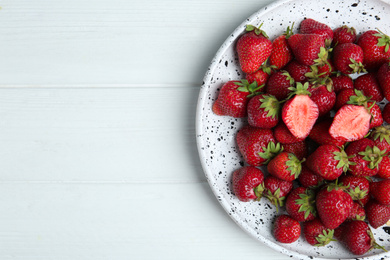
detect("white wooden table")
[0,0,291,259]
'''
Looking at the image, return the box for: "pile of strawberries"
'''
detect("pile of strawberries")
[212,18,390,256]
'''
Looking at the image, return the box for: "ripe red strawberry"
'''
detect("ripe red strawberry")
[267,152,303,182]
[383,103,390,124]
[247,94,280,128]
[370,125,390,153]
[316,183,353,229]
[236,24,272,74]
[330,73,354,93]
[357,29,390,71]
[212,80,263,117]
[368,101,384,129]
[284,60,311,83]
[346,202,366,221]
[282,141,307,161]
[333,25,357,45]
[370,180,390,205]
[332,43,365,74]
[329,104,371,142]
[299,18,333,46]
[263,175,293,209]
[287,33,327,66]
[232,166,265,202]
[334,88,359,111]
[306,144,350,181]
[265,70,294,100]
[273,214,301,243]
[273,121,305,144]
[339,220,385,255]
[236,125,281,167]
[285,186,316,222]
[308,119,346,147]
[378,155,390,179]
[282,82,319,139]
[298,165,324,188]
[365,199,390,229]
[346,138,385,177]
[303,218,335,246]
[246,63,273,85]
[269,24,294,70]
[354,72,384,102]
[377,62,390,101]
[339,174,370,206]
[308,84,336,117]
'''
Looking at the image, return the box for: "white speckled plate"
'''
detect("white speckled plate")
[196,0,390,259]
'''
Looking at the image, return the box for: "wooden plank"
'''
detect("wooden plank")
[0,182,291,260]
[0,86,204,182]
[0,0,274,85]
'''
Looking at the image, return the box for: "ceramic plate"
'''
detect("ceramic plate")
[196,0,390,259]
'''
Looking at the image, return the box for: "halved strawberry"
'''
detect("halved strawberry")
[329,104,371,142]
[282,82,319,139]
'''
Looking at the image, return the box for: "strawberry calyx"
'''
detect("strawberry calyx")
[235,79,264,97]
[254,183,265,201]
[374,28,390,53]
[287,82,311,98]
[348,58,366,74]
[325,181,349,192]
[314,229,336,247]
[371,125,390,145]
[344,185,369,202]
[265,187,285,211]
[295,188,317,220]
[258,141,283,164]
[309,75,333,92]
[259,94,281,119]
[346,89,371,106]
[284,22,294,40]
[358,146,386,169]
[334,149,353,173]
[314,47,330,67]
[286,153,305,179]
[246,23,269,38]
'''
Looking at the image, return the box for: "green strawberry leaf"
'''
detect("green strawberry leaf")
[259,94,280,119]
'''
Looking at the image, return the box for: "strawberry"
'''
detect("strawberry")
[377,62,390,101]
[346,138,385,177]
[383,103,390,124]
[339,220,385,255]
[273,214,301,243]
[232,166,265,202]
[298,165,324,188]
[365,199,390,229]
[308,83,336,117]
[368,101,384,129]
[346,202,366,221]
[287,33,327,66]
[332,43,365,74]
[282,141,307,161]
[282,82,319,139]
[273,121,304,144]
[247,94,280,128]
[330,73,354,93]
[333,25,357,45]
[316,183,353,229]
[302,218,335,246]
[212,80,263,117]
[378,155,390,179]
[308,119,346,147]
[306,144,350,181]
[299,18,333,46]
[269,24,294,70]
[267,152,303,181]
[370,180,390,205]
[329,104,371,142]
[285,186,316,222]
[356,29,390,71]
[236,125,281,167]
[246,63,273,85]
[265,70,294,100]
[338,174,370,206]
[263,175,293,209]
[284,60,311,83]
[236,24,272,74]
[370,125,390,153]
[354,72,384,102]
